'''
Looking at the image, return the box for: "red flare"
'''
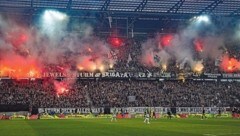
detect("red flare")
[194,39,204,52]
[0,56,41,78]
[161,34,173,47]
[220,55,240,72]
[6,30,28,48]
[108,37,123,47]
[54,81,69,96]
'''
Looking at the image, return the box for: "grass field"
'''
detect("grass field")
[0,118,240,136]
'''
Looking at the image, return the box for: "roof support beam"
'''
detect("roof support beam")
[128,17,138,29]
[168,0,185,13]
[135,0,147,12]
[31,0,33,9]
[101,0,111,11]
[67,0,72,10]
[199,0,223,15]
[130,0,148,29]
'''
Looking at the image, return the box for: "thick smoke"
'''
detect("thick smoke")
[141,17,225,72]
[0,12,114,75]
[221,55,240,72]
[198,36,225,60]
[0,11,115,94]
[141,38,158,67]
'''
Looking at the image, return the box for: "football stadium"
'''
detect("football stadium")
[0,0,240,136]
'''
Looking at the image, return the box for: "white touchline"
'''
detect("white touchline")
[203,134,217,136]
[217,133,240,136]
[203,133,240,136]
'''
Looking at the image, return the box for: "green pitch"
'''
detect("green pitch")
[0,118,240,136]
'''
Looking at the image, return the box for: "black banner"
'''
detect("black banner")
[1,71,240,80]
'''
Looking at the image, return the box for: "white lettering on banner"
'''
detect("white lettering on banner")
[39,107,225,114]
[4,71,240,79]
[222,74,240,78]
[115,72,120,77]
[138,73,146,78]
[38,108,44,113]
[38,108,104,114]
[147,72,152,78]
[102,72,108,77]
[110,107,225,114]
[76,108,81,113]
[204,73,221,78]
[153,72,160,77]
[110,107,168,114]
[61,108,75,114]
[160,73,171,78]
[123,72,128,77]
[95,73,101,77]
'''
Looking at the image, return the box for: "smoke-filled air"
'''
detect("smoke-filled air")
[1,12,240,95]
[140,15,240,73]
[0,11,115,78]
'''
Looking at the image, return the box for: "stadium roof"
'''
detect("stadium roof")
[0,0,240,17]
[0,0,239,37]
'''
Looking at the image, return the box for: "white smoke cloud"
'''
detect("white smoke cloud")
[0,11,115,75]
[140,17,225,72]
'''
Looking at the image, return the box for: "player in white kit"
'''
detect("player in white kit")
[144,109,150,124]
[111,108,117,122]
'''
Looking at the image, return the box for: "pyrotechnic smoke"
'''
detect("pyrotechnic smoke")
[190,60,204,73]
[0,11,114,73]
[0,11,115,95]
[141,39,158,67]
[198,36,224,60]
[54,80,70,96]
[140,16,225,72]
[220,55,240,72]
[234,22,240,41]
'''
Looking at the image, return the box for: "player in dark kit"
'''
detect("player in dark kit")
[216,107,221,118]
[167,108,172,119]
[201,105,207,120]
[152,110,157,120]
[231,107,236,118]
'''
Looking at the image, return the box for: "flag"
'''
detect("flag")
[127,54,132,63]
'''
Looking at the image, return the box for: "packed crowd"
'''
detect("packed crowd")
[0,80,88,108]
[0,80,239,108]
[88,80,240,107]
[109,39,240,74]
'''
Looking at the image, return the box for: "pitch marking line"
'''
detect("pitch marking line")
[203,134,216,136]
[203,133,240,136]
